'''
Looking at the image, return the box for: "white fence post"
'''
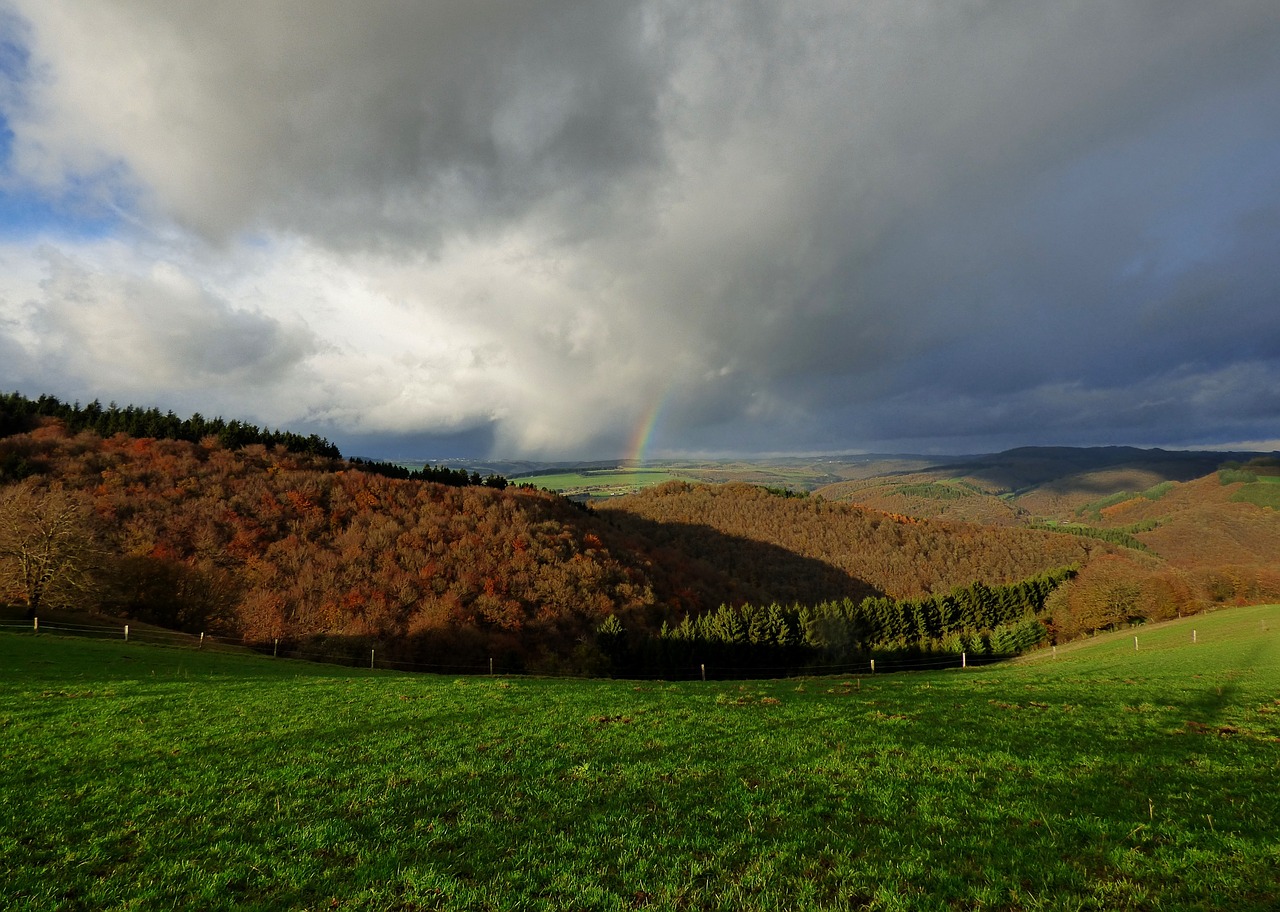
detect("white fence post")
[124,624,129,642]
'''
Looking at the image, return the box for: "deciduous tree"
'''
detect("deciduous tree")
[0,483,101,615]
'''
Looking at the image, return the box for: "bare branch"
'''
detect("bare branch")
[0,483,102,614]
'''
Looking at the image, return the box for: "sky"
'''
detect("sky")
[0,1,1278,461]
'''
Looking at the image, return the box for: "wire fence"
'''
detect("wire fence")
[1,613,1236,681]
[1,617,203,647]
[0,617,496,675]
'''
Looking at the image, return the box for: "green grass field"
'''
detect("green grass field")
[3,606,1279,910]
[1231,476,1280,510]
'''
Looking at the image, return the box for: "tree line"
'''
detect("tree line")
[595,569,1073,678]
[346,457,510,490]
[1219,456,1280,484]
[1,392,341,460]
[0,392,511,489]
[1027,521,1154,551]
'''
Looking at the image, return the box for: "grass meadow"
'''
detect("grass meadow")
[3,605,1278,911]
[514,468,690,496]
[1231,476,1280,510]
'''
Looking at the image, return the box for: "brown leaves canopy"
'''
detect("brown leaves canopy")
[0,426,661,654]
[5,422,1274,661]
[599,482,1093,600]
[0,482,101,614]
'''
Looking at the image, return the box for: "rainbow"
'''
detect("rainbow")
[625,395,667,466]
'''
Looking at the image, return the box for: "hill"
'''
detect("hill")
[3,401,1277,673]
[0,422,1088,669]
[814,445,1277,525]
[0,421,1096,673]
[598,481,1093,599]
[809,447,1280,635]
[923,445,1236,495]
[3,422,875,669]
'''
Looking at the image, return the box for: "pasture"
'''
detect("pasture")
[1231,475,1280,510]
[514,467,690,496]
[2,605,1278,910]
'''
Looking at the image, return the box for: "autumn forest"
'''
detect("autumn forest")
[2,393,1277,677]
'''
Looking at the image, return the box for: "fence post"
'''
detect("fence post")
[124,624,129,642]
[33,617,38,633]
[199,632,205,649]
[273,638,279,658]
[962,651,967,669]
[870,658,875,674]
[1193,629,1197,643]
[489,657,494,675]
[700,663,706,681]
[370,649,375,670]
[1134,636,1139,651]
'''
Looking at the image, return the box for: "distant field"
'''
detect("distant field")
[516,467,691,495]
[518,457,935,496]
[1231,476,1280,510]
[3,605,1279,911]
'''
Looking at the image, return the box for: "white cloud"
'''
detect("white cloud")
[0,242,310,409]
[0,1,1278,457]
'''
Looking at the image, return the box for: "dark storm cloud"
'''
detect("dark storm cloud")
[4,1,669,247]
[2,1,1278,456]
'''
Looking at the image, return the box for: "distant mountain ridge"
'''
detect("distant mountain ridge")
[490,445,1276,501]
[913,445,1265,494]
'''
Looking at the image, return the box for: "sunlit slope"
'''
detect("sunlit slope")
[813,473,1028,526]
[813,447,1268,529]
[601,481,1096,598]
[817,463,1279,587]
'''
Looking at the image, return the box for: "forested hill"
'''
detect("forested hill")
[597,481,1094,600]
[3,404,1277,675]
[0,416,1103,670]
[0,391,509,489]
[1,421,879,667]
[0,391,342,458]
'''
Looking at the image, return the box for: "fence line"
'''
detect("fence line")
[0,617,497,674]
[2,614,1229,681]
[0,616,1007,680]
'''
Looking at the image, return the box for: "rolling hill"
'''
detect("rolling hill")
[2,398,1277,673]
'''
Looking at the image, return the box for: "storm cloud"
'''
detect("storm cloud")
[1,1,1277,458]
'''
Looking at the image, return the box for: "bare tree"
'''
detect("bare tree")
[0,483,101,616]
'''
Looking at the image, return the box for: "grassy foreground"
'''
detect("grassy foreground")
[2,607,1278,911]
